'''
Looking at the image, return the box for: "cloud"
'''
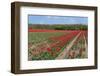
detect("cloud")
[46,16,60,19]
[46,16,52,19]
[39,21,45,24]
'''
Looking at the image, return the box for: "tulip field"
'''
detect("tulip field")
[28,29,88,60]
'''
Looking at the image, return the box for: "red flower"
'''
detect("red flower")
[47,48,51,52]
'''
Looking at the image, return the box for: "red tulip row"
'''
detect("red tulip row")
[46,31,80,56]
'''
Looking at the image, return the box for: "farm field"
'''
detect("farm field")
[28,29,88,60]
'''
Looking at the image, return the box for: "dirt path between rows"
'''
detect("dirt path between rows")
[56,32,81,59]
[83,34,88,58]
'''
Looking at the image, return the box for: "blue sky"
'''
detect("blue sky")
[28,15,88,25]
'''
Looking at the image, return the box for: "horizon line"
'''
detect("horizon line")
[28,23,88,25]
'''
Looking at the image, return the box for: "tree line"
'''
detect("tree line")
[29,24,88,30]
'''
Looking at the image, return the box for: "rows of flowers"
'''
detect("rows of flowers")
[46,31,80,57]
[67,31,87,59]
[29,31,82,60]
